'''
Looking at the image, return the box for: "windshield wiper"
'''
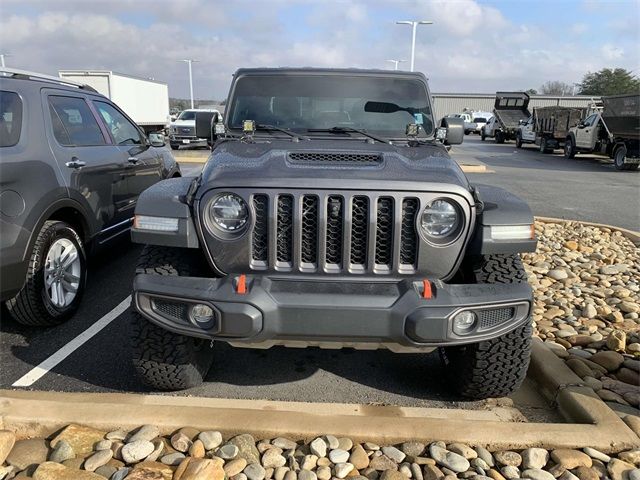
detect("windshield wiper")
[255,124,309,141]
[306,126,390,144]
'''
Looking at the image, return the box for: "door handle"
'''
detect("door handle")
[65,157,86,169]
[128,157,140,164]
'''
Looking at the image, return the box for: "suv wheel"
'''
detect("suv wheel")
[564,138,576,159]
[130,245,214,390]
[441,254,532,399]
[515,134,522,148]
[480,129,486,141]
[6,220,86,326]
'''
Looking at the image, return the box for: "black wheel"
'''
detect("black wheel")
[464,130,470,135]
[6,221,87,326]
[539,137,550,154]
[170,143,179,150]
[515,134,522,148]
[613,145,629,171]
[130,245,214,390]
[441,254,532,399]
[564,138,576,159]
[480,129,486,141]
[495,131,504,144]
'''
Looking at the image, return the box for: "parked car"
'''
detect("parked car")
[565,94,639,171]
[0,68,180,326]
[481,92,530,143]
[169,108,220,150]
[129,67,537,399]
[471,112,492,134]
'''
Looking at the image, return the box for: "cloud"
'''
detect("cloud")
[0,0,637,99]
[571,23,588,34]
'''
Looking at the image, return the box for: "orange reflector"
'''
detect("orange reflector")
[422,279,432,299]
[530,224,536,240]
[236,274,247,294]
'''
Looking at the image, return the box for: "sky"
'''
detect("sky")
[1,0,639,100]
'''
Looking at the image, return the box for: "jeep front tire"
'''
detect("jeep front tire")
[130,245,214,390]
[441,254,532,399]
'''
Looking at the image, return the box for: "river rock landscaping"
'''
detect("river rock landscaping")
[1,424,639,480]
[524,221,639,414]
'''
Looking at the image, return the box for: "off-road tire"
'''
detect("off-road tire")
[564,138,576,159]
[5,220,86,326]
[515,134,522,148]
[441,254,532,399]
[613,145,637,171]
[130,245,214,390]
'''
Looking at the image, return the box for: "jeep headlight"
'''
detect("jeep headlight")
[420,199,460,238]
[207,193,249,234]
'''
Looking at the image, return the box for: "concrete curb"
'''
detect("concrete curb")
[535,216,640,244]
[2,341,638,452]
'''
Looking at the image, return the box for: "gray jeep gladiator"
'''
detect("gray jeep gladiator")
[130,68,537,398]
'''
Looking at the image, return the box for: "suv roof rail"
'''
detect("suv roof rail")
[0,67,98,93]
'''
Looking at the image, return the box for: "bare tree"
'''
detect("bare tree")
[539,81,573,96]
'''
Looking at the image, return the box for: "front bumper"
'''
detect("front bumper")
[133,274,532,351]
[169,135,207,145]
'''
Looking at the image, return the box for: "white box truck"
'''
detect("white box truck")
[59,70,170,133]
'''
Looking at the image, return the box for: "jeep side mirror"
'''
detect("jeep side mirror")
[439,117,464,145]
[195,111,219,144]
[148,132,165,147]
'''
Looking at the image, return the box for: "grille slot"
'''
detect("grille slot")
[325,196,344,266]
[350,196,368,267]
[276,195,294,264]
[301,196,319,265]
[152,299,188,322]
[252,195,269,262]
[375,197,394,267]
[400,198,419,267]
[478,307,515,330]
[289,152,382,165]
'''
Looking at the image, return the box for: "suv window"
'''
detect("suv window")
[0,90,23,147]
[95,101,143,145]
[49,96,106,146]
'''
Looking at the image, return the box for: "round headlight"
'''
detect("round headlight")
[209,193,248,232]
[421,199,459,237]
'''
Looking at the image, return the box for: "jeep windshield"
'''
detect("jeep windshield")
[227,74,434,139]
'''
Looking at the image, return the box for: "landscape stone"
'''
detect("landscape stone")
[299,469,317,480]
[310,438,328,458]
[494,451,522,467]
[381,447,406,464]
[128,426,160,443]
[121,440,155,464]
[550,450,592,470]
[380,470,406,480]
[83,449,112,471]
[230,434,260,464]
[522,449,549,470]
[0,431,16,465]
[272,438,297,451]
[6,438,49,470]
[198,431,223,451]
[245,462,267,480]
[582,448,610,463]
[161,452,186,465]
[263,448,287,468]
[428,445,470,473]
[32,461,104,480]
[589,351,625,371]
[522,469,556,480]
[607,459,635,480]
[50,424,106,456]
[49,439,75,463]
[127,461,173,480]
[369,455,399,471]
[448,444,477,460]
[226,458,249,476]
[174,457,225,480]
[350,445,370,469]
[335,463,355,479]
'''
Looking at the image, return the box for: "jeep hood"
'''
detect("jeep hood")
[198,139,470,194]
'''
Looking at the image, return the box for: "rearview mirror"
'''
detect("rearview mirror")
[364,101,401,113]
[195,111,219,141]
[148,132,165,147]
[439,117,464,145]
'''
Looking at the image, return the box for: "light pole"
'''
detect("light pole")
[396,20,433,72]
[180,59,199,109]
[386,59,407,70]
[0,53,12,68]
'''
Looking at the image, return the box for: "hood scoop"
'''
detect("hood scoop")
[287,152,382,166]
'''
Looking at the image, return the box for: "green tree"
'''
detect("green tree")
[579,68,640,96]
[525,88,538,95]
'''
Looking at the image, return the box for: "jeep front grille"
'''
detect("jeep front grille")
[288,152,382,165]
[250,191,420,274]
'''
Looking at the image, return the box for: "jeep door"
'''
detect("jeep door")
[45,92,129,232]
[92,99,163,212]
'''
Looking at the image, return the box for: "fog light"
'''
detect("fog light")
[452,311,477,335]
[189,303,216,329]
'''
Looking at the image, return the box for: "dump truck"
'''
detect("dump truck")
[59,70,170,134]
[481,92,530,143]
[564,93,640,171]
[516,106,587,153]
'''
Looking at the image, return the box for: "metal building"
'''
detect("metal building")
[432,93,598,120]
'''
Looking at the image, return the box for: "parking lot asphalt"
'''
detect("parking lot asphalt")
[0,135,635,420]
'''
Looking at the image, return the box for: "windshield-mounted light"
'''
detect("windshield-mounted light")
[405,123,420,137]
[242,120,255,134]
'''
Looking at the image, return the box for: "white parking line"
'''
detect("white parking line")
[12,295,132,387]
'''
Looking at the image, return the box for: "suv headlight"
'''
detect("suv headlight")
[420,199,460,240]
[206,193,249,235]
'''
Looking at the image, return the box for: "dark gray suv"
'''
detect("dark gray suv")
[0,68,180,326]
